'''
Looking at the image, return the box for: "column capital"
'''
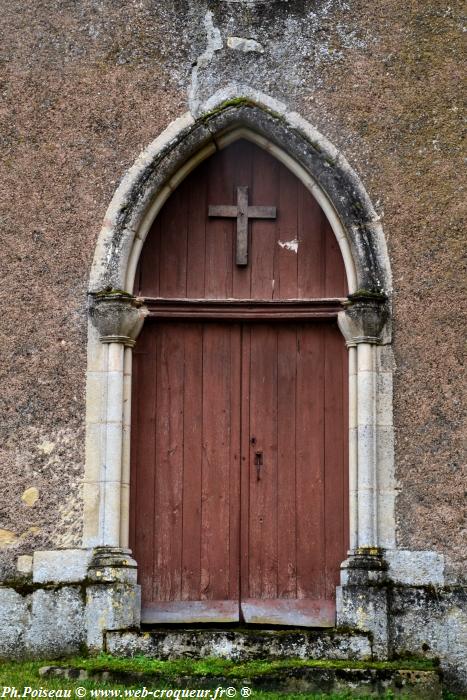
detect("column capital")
[89,290,148,346]
[338,291,389,346]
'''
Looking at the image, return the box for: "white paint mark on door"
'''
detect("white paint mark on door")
[278,239,299,253]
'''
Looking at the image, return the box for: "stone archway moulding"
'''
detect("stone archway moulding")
[85,93,403,592]
[89,96,391,296]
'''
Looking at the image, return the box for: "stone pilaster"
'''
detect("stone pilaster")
[338,291,388,552]
[87,292,148,548]
[337,293,390,657]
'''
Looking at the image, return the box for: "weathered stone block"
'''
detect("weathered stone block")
[33,549,93,584]
[337,584,389,659]
[86,583,141,652]
[106,627,373,662]
[386,550,445,586]
[17,555,33,575]
[389,586,467,693]
[25,586,85,658]
[0,587,29,659]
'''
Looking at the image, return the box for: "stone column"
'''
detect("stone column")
[347,341,358,551]
[337,292,390,657]
[89,292,148,549]
[338,292,389,552]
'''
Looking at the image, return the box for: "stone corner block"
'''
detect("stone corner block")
[336,584,389,659]
[25,586,85,658]
[0,587,30,659]
[85,583,141,652]
[33,549,93,584]
[17,555,33,575]
[385,550,445,586]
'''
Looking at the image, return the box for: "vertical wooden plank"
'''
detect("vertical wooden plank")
[133,259,142,298]
[240,323,251,605]
[139,217,161,297]
[186,162,208,298]
[205,150,234,298]
[153,323,184,601]
[132,325,157,604]
[181,323,203,600]
[236,186,249,266]
[229,324,242,601]
[324,216,348,297]
[298,188,324,298]
[275,164,298,299]
[248,324,278,599]
[159,188,188,298]
[250,148,279,299]
[201,323,233,599]
[296,323,325,599]
[324,323,346,598]
[233,141,253,299]
[277,324,297,598]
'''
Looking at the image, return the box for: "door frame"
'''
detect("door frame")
[132,310,349,626]
[85,95,395,608]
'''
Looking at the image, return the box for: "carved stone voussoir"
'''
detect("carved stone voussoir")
[89,291,149,346]
[338,291,389,346]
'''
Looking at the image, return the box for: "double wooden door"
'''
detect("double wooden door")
[130,318,348,626]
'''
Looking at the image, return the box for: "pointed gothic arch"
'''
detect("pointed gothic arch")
[85,97,395,621]
[89,100,391,297]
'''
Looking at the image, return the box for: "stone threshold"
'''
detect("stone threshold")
[106,627,374,662]
[40,660,442,699]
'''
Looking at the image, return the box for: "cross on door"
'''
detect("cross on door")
[208,186,277,266]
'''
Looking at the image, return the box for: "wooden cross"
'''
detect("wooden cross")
[208,186,277,266]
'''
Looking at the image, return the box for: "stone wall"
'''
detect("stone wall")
[0,549,140,658]
[389,586,467,693]
[0,0,464,616]
[1,548,466,691]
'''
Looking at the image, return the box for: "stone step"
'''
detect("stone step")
[106,627,373,661]
[40,662,442,699]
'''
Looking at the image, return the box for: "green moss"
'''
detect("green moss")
[200,97,259,122]
[0,659,399,699]
[196,98,334,165]
[0,657,444,700]
[348,289,388,301]
[94,288,133,297]
[442,690,465,700]
[60,654,438,678]
[1,580,70,598]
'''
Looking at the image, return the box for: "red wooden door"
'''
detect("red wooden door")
[130,139,348,626]
[241,322,348,626]
[131,321,242,623]
[131,320,347,625]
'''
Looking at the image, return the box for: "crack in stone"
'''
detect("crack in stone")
[188,11,223,115]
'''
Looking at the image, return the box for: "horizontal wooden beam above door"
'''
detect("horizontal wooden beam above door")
[144,298,345,321]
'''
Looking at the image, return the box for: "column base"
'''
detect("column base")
[336,549,389,658]
[84,547,140,652]
[87,546,138,584]
[340,548,388,586]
